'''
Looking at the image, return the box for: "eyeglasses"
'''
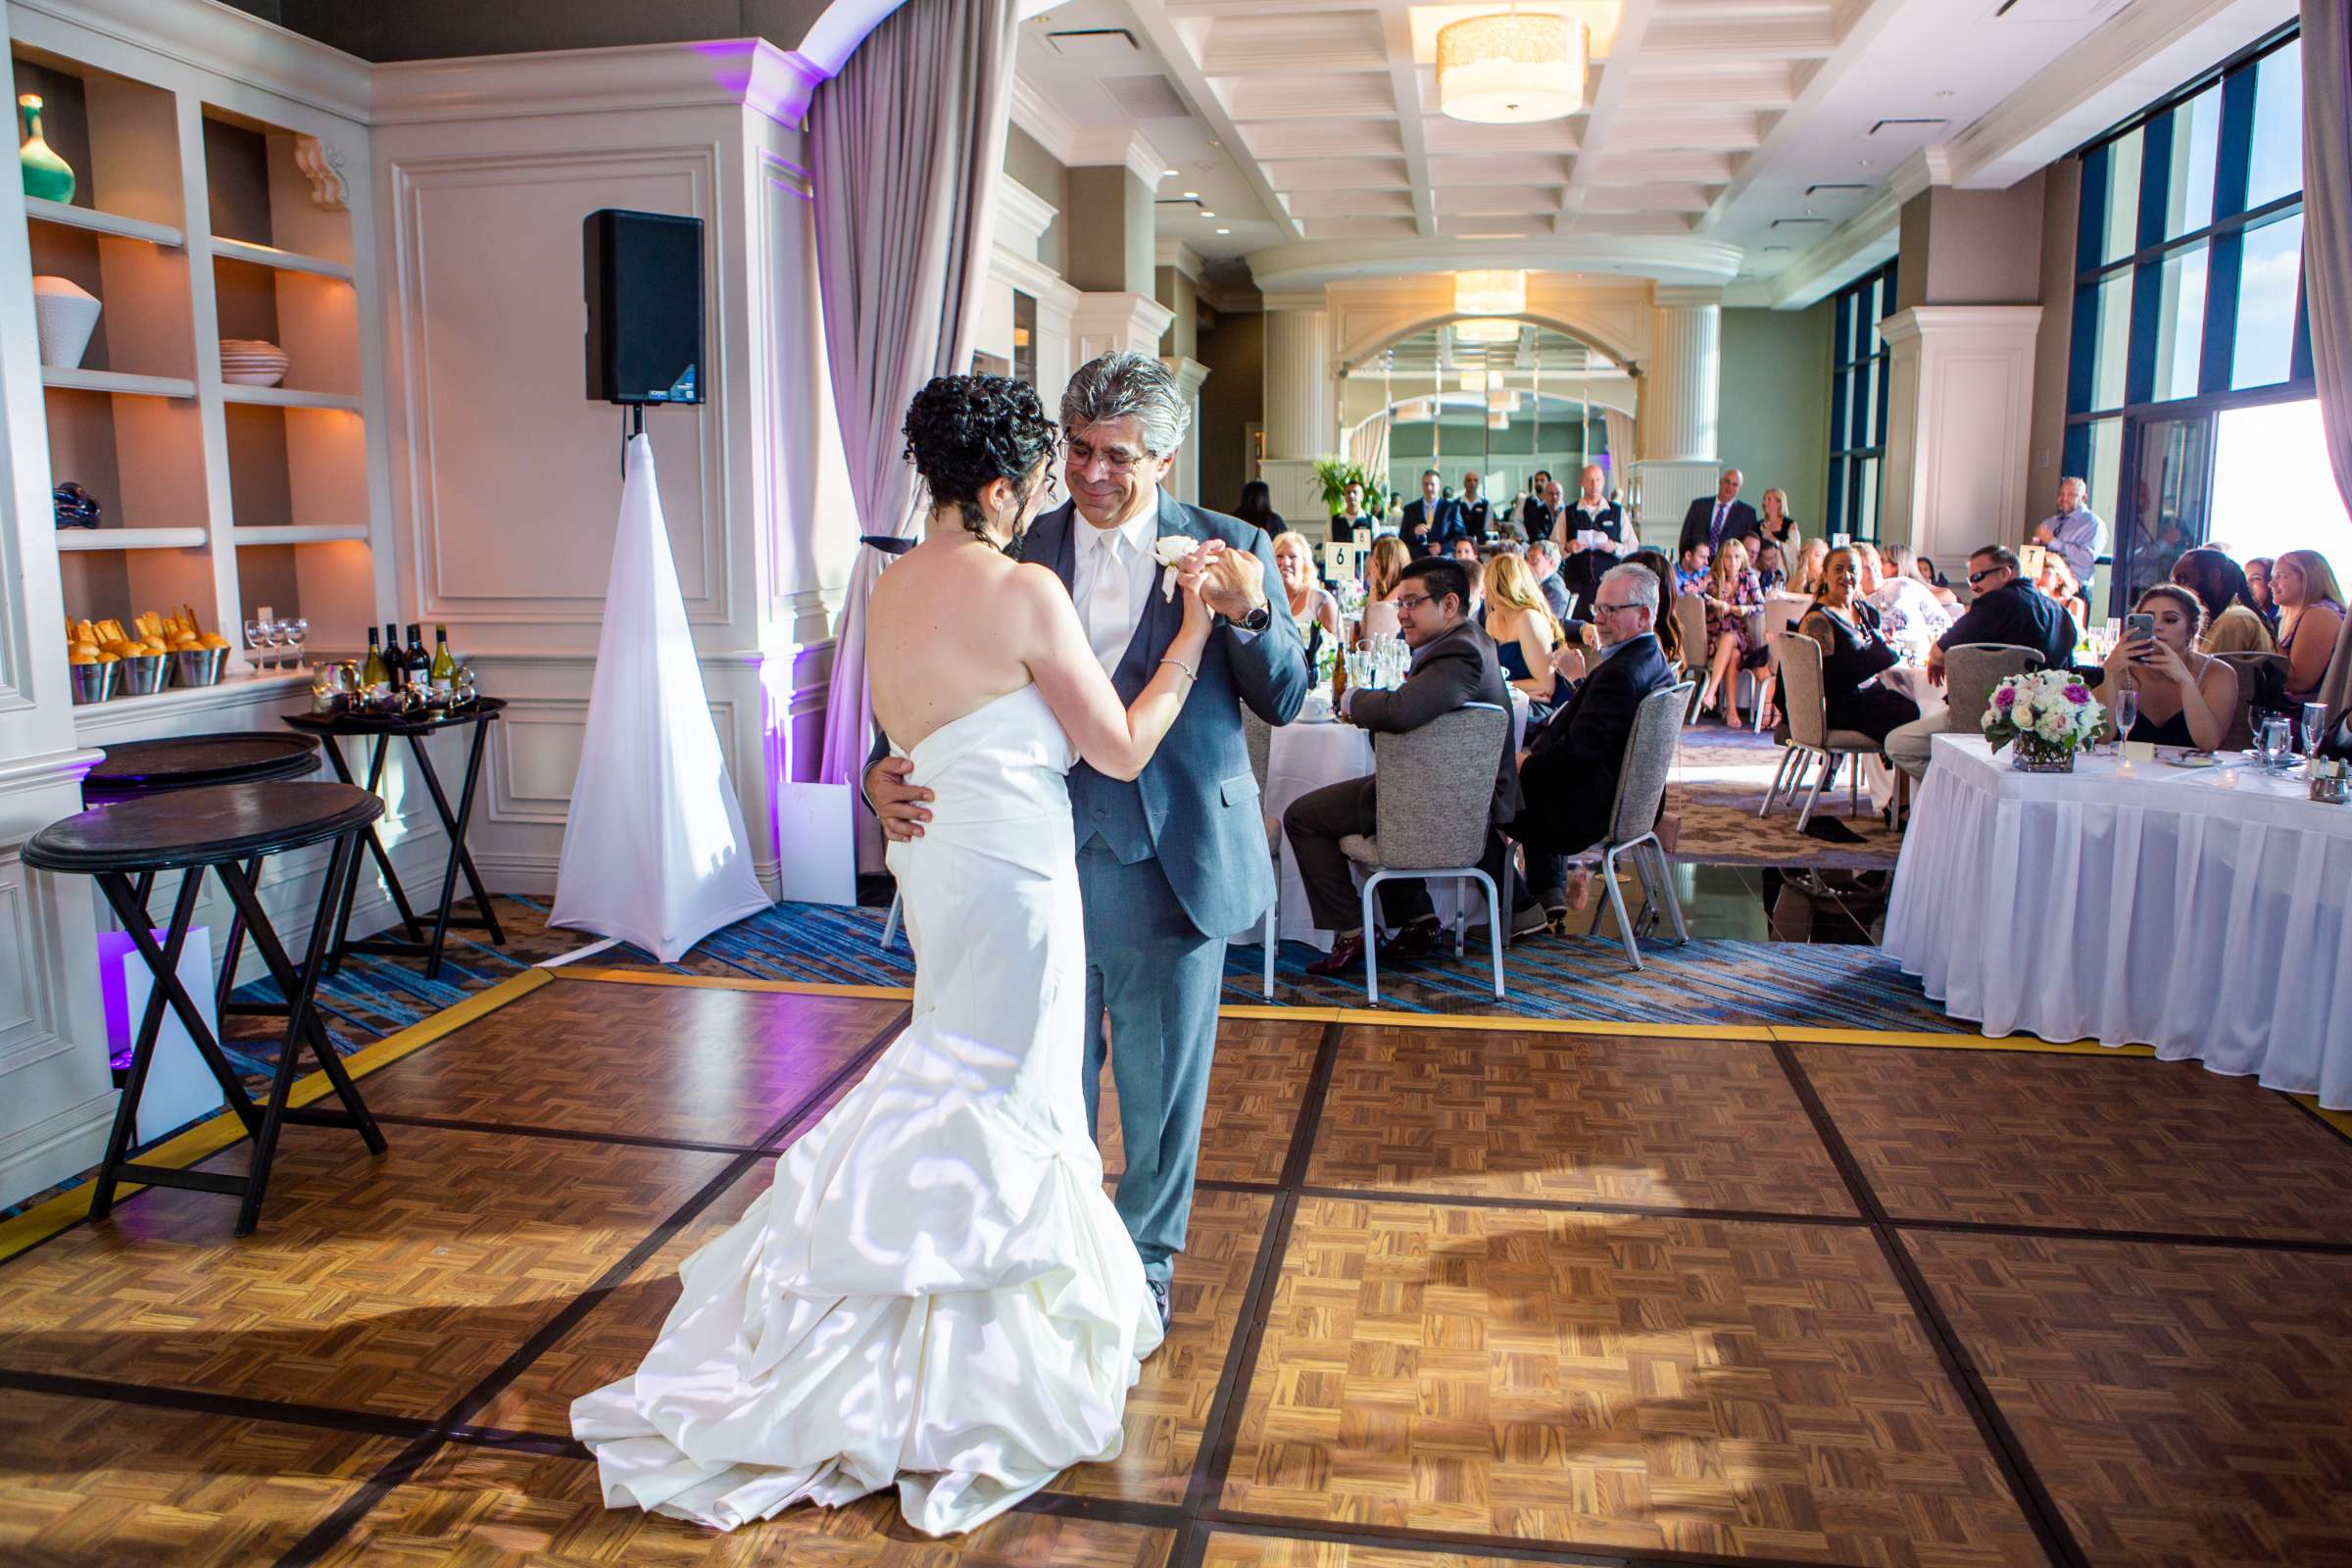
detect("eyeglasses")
[1392,593,1436,612]
[1593,600,1642,616]
[1067,440,1148,474]
[1966,565,2004,585]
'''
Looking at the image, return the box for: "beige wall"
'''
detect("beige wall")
[1004,124,1068,278]
[1197,305,1264,514]
[1896,178,2047,309]
[1155,265,1199,360]
[2028,158,2082,513]
[1064,165,1153,296]
[1719,301,1833,526]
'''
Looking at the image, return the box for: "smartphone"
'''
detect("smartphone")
[2125,612,2155,639]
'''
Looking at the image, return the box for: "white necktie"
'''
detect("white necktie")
[1087,533,1131,673]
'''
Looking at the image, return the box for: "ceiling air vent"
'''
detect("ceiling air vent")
[1045,27,1141,58]
[1100,73,1194,121]
[1805,183,1868,197]
[1994,0,2130,20]
[1769,217,1828,228]
[1869,118,1948,136]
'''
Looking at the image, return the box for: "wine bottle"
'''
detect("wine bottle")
[427,624,457,706]
[382,622,405,689]
[404,623,429,691]
[361,626,388,691]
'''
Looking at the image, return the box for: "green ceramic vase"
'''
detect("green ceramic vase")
[18,95,74,205]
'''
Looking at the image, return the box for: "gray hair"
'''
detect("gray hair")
[1599,561,1658,616]
[1060,352,1192,457]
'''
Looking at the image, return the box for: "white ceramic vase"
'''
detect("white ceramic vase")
[31,275,101,368]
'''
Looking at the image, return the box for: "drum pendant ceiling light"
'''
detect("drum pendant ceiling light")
[1453,269,1526,345]
[1438,11,1586,124]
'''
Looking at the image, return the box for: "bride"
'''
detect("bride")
[571,374,1220,1537]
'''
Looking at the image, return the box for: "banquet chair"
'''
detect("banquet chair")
[1754,595,1808,732]
[1594,681,1696,970]
[1943,644,2047,736]
[2213,651,2285,751]
[1670,594,1710,718]
[1242,704,1277,999]
[1766,632,1882,830]
[1339,703,1511,1004]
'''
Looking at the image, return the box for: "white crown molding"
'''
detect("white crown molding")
[370,37,827,128]
[1159,355,1211,398]
[993,246,1083,313]
[1653,285,1724,309]
[1876,305,2044,348]
[1066,125,1170,188]
[1155,239,1206,283]
[1007,70,1083,164]
[11,0,371,121]
[995,176,1059,258]
[1248,234,1744,294]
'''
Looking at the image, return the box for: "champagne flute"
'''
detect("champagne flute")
[2111,687,2138,751]
[2303,702,2330,759]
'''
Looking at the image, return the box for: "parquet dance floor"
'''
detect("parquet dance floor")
[2,970,2350,1567]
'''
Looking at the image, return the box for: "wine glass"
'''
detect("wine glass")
[2303,702,2330,759]
[243,617,270,673]
[282,616,310,672]
[2111,687,2138,750]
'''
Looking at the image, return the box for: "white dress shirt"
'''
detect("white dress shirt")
[1072,511,1158,674]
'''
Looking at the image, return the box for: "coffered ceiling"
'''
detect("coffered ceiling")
[1013,0,2295,303]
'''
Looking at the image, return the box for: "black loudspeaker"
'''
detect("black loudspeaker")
[583,208,705,406]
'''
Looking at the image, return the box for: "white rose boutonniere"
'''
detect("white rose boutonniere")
[1153,534,1200,600]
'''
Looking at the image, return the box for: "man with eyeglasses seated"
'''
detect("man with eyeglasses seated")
[1502,563,1675,924]
[1885,543,2082,782]
[1286,557,1529,976]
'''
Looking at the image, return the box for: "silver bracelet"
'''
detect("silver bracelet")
[1158,657,1197,682]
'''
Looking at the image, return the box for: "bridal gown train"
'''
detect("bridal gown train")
[571,684,1163,1536]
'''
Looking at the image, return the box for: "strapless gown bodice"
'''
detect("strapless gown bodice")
[572,683,1161,1536]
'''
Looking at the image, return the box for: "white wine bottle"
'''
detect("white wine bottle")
[361,626,388,691]
[428,624,457,707]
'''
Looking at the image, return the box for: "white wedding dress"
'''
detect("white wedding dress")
[571,683,1162,1536]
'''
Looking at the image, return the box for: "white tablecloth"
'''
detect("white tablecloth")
[1885,734,2352,1107]
[1262,691,1530,951]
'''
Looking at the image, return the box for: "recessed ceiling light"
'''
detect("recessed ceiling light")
[1200,210,1215,218]
[1215,226,1231,234]
[1162,168,1180,177]
[1183,190,1200,199]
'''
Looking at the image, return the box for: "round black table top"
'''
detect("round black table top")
[284,696,506,737]
[83,732,319,801]
[24,782,384,875]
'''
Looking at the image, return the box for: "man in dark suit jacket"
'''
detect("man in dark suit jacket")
[1287,557,1525,974]
[1519,469,1556,542]
[1399,468,1463,559]
[1676,468,1760,560]
[1507,561,1676,914]
[1457,471,1493,539]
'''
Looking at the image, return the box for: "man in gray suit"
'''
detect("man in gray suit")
[866,353,1309,1331]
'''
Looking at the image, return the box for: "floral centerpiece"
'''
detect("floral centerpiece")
[1982,668,2105,772]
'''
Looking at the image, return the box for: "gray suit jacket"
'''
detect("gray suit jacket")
[1022,489,1311,938]
[1345,619,1523,827]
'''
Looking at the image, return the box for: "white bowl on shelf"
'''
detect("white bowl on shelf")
[33,276,101,368]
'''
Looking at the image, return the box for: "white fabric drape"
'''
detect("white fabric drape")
[1600,406,1637,485]
[553,435,772,959]
[1345,413,1391,490]
[812,0,1020,785]
[1885,735,2352,1107]
[2301,2,2352,718]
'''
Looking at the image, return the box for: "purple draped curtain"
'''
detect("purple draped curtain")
[812,0,1019,784]
[2302,2,2352,715]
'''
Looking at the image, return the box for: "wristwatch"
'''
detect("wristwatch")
[1230,604,1273,632]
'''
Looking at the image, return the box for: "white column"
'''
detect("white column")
[1632,285,1722,546]
[1260,296,1336,528]
[1069,291,1174,365]
[1159,356,1210,506]
[1878,306,2042,572]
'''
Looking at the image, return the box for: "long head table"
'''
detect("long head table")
[1886,734,2352,1107]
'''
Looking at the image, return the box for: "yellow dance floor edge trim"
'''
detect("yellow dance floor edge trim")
[0,967,554,1267]
[2293,1094,2352,1140]
[557,967,915,1001]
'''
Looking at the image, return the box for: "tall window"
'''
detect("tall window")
[2062,24,2337,610]
[1826,261,1896,542]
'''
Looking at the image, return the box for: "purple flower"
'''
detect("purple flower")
[1992,687,2016,708]
[2063,683,2089,705]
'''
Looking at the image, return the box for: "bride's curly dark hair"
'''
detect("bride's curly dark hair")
[901,374,1058,548]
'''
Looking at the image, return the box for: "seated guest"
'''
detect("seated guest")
[1757,486,1800,564]
[1697,537,1766,726]
[1800,545,1920,746]
[2245,556,2279,629]
[1507,563,1676,922]
[1885,544,2082,780]
[1861,542,1954,663]
[2170,547,2275,654]
[1451,535,1486,618]
[1889,543,1959,607]
[1274,531,1341,667]
[1789,537,1830,597]
[1365,534,1410,606]
[2273,548,2346,706]
[1330,479,1376,543]
[1288,558,1527,973]
[1482,552,1563,710]
[1520,468,1556,542]
[1525,537,1576,622]
[1399,468,1463,558]
[2035,552,2089,628]
[2101,584,2235,752]
[1626,548,1686,671]
[1234,478,1284,538]
[1459,470,1493,538]
[1674,540,1711,598]
[1755,540,1788,595]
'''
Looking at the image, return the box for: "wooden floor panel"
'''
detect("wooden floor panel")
[360,979,905,1148]
[1909,1231,2352,1568]
[0,1387,402,1568]
[1100,1016,1322,1186]
[323,1445,1173,1566]
[1307,1026,1857,1217]
[1220,1198,2046,1566]
[1199,1536,1527,1568]
[1796,1047,2352,1242]
[0,1124,731,1419]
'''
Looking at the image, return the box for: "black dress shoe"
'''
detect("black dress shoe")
[1305,931,1367,977]
[1150,1277,1172,1333]
[1376,919,1439,961]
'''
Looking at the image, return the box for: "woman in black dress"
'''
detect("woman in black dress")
[1799,546,1919,744]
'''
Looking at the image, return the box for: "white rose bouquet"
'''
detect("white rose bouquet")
[1982,667,2104,772]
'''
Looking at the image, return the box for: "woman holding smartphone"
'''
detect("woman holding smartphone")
[2101,585,2234,752]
